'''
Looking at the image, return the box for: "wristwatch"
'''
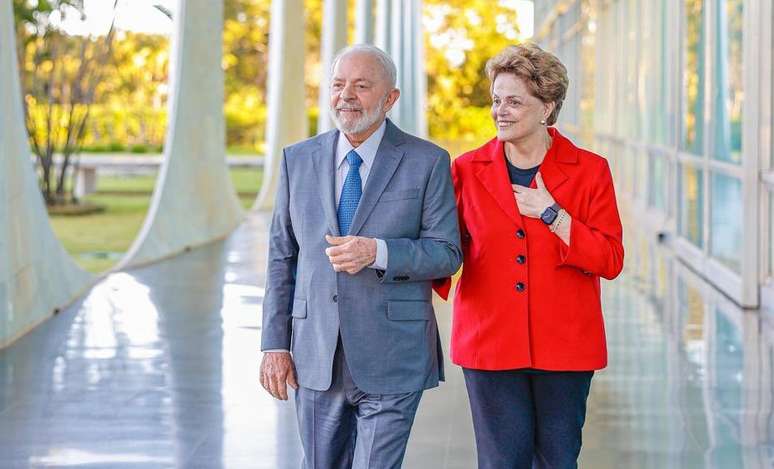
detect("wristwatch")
[540,203,561,225]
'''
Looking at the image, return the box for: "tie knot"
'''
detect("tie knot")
[346,150,362,168]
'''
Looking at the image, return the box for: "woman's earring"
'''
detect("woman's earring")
[540,118,547,126]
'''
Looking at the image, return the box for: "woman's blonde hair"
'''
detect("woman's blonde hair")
[485,43,569,125]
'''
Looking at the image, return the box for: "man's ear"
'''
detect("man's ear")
[382,88,401,113]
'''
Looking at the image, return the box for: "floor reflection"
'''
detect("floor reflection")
[0,211,773,468]
[577,234,774,469]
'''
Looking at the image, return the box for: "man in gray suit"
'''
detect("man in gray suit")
[259,44,461,469]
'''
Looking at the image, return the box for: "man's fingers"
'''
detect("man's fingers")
[277,370,290,400]
[287,369,299,390]
[325,235,351,246]
[512,184,530,193]
[328,252,354,264]
[326,242,354,257]
[270,372,287,400]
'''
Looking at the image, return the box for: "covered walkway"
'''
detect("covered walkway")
[1,210,772,468]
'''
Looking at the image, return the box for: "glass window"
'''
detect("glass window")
[681,0,706,155]
[623,146,635,197]
[712,0,743,164]
[679,164,704,248]
[710,173,742,271]
[580,3,596,134]
[636,147,648,201]
[626,0,640,140]
[648,151,667,211]
[770,192,774,278]
[655,0,669,145]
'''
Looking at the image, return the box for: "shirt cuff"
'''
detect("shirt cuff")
[368,238,388,270]
[263,349,290,353]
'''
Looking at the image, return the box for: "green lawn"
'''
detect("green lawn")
[49,168,262,273]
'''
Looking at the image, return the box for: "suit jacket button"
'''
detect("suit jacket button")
[515,229,525,239]
[516,255,526,264]
[515,282,525,292]
[332,294,338,303]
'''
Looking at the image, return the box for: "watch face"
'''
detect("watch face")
[541,207,558,224]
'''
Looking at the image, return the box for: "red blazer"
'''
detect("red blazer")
[437,128,624,371]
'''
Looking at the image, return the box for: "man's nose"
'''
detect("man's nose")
[340,83,356,99]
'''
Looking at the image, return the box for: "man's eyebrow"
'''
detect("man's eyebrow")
[332,77,374,84]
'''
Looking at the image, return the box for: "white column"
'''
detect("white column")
[119,0,244,269]
[0,0,93,347]
[255,0,307,210]
[374,0,391,53]
[387,0,427,137]
[317,0,348,134]
[355,0,374,44]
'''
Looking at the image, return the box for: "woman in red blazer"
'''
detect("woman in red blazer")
[439,44,624,468]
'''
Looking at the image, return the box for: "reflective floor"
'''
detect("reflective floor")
[1,210,773,468]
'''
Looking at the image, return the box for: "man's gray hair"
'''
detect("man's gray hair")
[331,44,398,89]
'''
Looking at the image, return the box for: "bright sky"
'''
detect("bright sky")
[57,0,534,39]
[55,0,176,36]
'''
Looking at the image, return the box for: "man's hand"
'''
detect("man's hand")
[325,235,376,274]
[259,351,298,400]
[512,172,556,218]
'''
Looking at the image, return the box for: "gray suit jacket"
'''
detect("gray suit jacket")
[261,120,462,394]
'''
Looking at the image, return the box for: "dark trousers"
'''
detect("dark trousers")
[463,368,594,469]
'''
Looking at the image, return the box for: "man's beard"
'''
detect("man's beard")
[330,94,387,135]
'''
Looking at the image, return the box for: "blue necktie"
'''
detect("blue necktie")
[337,150,363,235]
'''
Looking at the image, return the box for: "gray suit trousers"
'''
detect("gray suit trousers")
[295,341,423,469]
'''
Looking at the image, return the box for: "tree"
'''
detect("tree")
[423,0,521,145]
[13,0,119,205]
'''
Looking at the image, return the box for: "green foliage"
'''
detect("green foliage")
[15,0,524,155]
[423,0,522,143]
[49,168,262,273]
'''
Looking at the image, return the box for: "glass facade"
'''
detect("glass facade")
[679,164,704,248]
[710,174,742,271]
[647,150,668,211]
[712,0,743,164]
[538,0,766,307]
[770,192,774,278]
[682,0,705,155]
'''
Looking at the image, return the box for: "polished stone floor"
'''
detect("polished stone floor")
[1,210,773,468]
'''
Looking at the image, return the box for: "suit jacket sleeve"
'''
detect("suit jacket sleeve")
[432,157,466,300]
[558,159,624,280]
[261,149,299,350]
[382,151,463,284]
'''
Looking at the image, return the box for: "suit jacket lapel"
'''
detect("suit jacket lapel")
[474,139,519,223]
[347,120,405,236]
[313,130,341,236]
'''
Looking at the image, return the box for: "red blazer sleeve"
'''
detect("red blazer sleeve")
[558,159,624,280]
[433,159,466,300]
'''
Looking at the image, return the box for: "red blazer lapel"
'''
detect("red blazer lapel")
[535,128,575,192]
[473,138,520,223]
